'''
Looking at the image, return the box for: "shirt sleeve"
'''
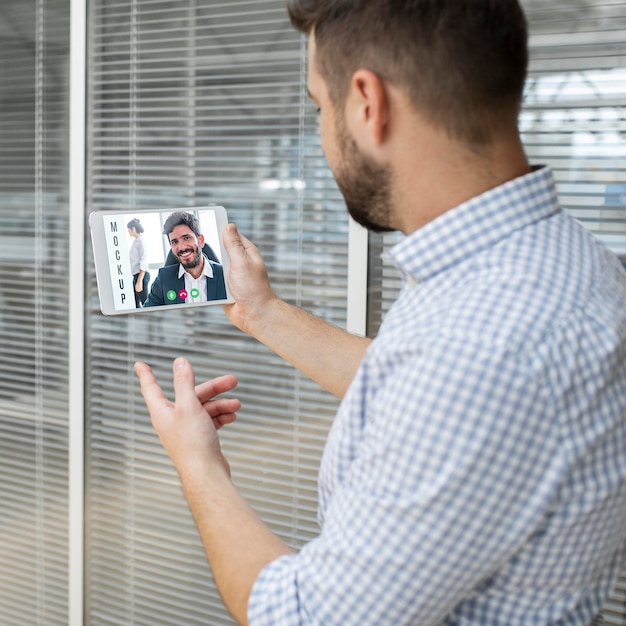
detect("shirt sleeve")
[248,334,562,626]
[137,238,149,272]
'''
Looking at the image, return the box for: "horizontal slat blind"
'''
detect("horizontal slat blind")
[521,0,626,261]
[85,1,345,624]
[370,0,626,318]
[0,1,70,625]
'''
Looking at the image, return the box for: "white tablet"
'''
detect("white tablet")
[89,205,234,315]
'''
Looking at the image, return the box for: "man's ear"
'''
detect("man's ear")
[198,234,205,247]
[347,69,390,146]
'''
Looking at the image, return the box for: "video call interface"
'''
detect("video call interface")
[97,208,223,313]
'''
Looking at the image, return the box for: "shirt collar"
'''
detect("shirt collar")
[384,166,561,283]
[177,254,214,279]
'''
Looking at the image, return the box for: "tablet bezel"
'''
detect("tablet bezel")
[89,205,234,316]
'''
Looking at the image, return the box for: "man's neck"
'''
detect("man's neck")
[393,130,530,235]
[186,255,205,280]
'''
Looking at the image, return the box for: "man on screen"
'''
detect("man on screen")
[143,211,227,307]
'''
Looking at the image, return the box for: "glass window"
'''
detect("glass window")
[85,1,344,624]
[0,0,70,624]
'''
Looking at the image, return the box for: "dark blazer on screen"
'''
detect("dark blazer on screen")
[143,261,227,307]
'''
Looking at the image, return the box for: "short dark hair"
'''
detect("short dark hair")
[162,211,201,238]
[288,0,528,147]
[126,218,144,233]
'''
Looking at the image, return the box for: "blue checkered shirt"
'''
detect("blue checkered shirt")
[248,167,626,625]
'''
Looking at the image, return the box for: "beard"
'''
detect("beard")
[334,114,395,233]
[176,247,202,269]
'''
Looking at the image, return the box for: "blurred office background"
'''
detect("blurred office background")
[0,1,624,624]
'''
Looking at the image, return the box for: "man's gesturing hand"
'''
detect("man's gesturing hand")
[134,358,241,478]
[136,358,292,626]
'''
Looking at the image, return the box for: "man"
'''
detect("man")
[135,2,626,625]
[143,211,227,307]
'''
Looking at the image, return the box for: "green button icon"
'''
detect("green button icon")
[190,288,200,298]
[166,290,177,301]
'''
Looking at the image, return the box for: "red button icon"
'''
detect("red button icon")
[178,289,188,299]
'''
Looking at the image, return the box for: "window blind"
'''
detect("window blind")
[85,1,345,624]
[370,0,626,324]
[368,1,626,622]
[521,0,626,263]
[0,1,70,625]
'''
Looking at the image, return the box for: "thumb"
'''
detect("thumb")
[172,357,201,409]
[222,223,243,257]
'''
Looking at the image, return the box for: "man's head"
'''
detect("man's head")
[162,211,205,272]
[288,0,528,148]
[288,0,529,232]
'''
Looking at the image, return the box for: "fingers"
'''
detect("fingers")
[171,357,203,409]
[213,414,237,430]
[208,397,241,413]
[196,376,241,427]
[233,228,256,253]
[195,374,239,403]
[222,223,244,256]
[134,361,171,411]
[137,360,240,430]
[206,397,241,428]
[223,223,260,262]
